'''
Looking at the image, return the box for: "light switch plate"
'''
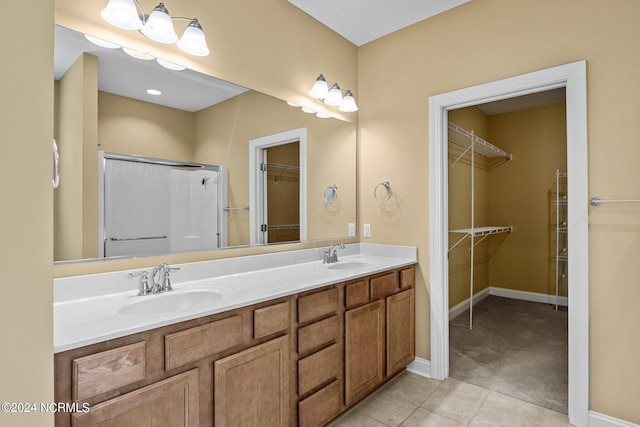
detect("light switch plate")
[364,223,371,238]
[348,223,356,237]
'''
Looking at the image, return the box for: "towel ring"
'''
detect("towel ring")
[374,181,392,203]
[324,184,338,204]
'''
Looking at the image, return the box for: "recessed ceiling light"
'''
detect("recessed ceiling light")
[156,58,186,71]
[287,101,300,107]
[122,47,155,60]
[146,89,162,96]
[301,107,316,114]
[316,112,331,118]
[84,34,121,49]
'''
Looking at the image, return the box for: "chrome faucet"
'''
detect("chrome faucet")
[324,243,345,264]
[129,270,152,296]
[130,263,180,296]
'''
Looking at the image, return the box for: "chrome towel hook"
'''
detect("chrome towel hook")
[374,181,392,203]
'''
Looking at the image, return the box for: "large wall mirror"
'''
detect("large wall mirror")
[53,25,356,263]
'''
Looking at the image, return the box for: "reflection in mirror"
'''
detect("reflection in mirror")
[53,25,356,263]
[99,152,227,258]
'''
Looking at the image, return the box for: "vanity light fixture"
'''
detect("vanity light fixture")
[100,0,210,56]
[156,57,186,70]
[309,74,358,112]
[84,34,120,49]
[122,46,155,60]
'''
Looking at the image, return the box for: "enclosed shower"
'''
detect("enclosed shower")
[99,152,227,258]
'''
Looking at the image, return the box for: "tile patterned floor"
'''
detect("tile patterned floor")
[449,296,568,414]
[329,371,573,427]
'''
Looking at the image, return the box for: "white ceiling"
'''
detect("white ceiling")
[287,0,471,46]
[476,88,566,116]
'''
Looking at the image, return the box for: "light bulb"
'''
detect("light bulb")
[177,19,210,56]
[100,0,142,30]
[338,90,358,112]
[309,74,328,99]
[141,3,178,44]
[324,83,342,106]
[122,47,155,60]
[156,58,186,70]
[84,34,121,49]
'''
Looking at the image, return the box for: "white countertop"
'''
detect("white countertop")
[54,243,416,353]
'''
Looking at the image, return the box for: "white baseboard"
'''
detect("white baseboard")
[589,411,639,427]
[406,357,431,378]
[490,287,568,307]
[449,287,491,321]
[449,286,568,320]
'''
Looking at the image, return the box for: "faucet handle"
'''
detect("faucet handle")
[129,270,152,296]
[162,264,180,292]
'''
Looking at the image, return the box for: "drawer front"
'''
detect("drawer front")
[298,343,340,396]
[298,380,340,427]
[400,267,415,289]
[165,315,243,371]
[297,315,339,355]
[254,301,290,339]
[345,279,369,308]
[370,272,398,299]
[73,341,146,401]
[298,287,339,324]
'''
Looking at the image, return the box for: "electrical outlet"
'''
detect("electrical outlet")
[348,223,356,237]
[363,223,371,238]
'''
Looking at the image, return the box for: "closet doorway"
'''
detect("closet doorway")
[446,93,568,414]
[428,61,589,426]
[249,128,307,245]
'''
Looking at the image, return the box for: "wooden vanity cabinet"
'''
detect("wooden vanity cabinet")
[55,265,415,427]
[344,299,385,406]
[214,335,290,426]
[72,369,200,427]
[295,285,343,427]
[54,297,291,427]
[344,267,416,408]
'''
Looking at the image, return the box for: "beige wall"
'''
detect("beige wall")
[447,103,567,308]
[55,53,99,260]
[0,0,54,425]
[194,90,356,246]
[358,0,640,422]
[98,92,197,161]
[448,107,491,307]
[488,103,567,296]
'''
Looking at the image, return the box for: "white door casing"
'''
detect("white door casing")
[428,61,588,426]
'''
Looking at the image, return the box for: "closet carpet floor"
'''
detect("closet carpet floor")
[449,296,568,414]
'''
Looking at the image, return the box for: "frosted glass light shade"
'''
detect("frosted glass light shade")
[324,83,343,106]
[85,34,121,49]
[100,0,142,30]
[338,90,358,112]
[177,20,210,56]
[309,74,329,99]
[122,47,155,60]
[156,58,186,70]
[141,3,178,43]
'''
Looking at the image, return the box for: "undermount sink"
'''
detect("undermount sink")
[325,259,383,270]
[118,290,224,315]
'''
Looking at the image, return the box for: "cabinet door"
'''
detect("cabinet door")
[344,300,385,406]
[72,369,199,427]
[214,335,290,427]
[387,288,415,376]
